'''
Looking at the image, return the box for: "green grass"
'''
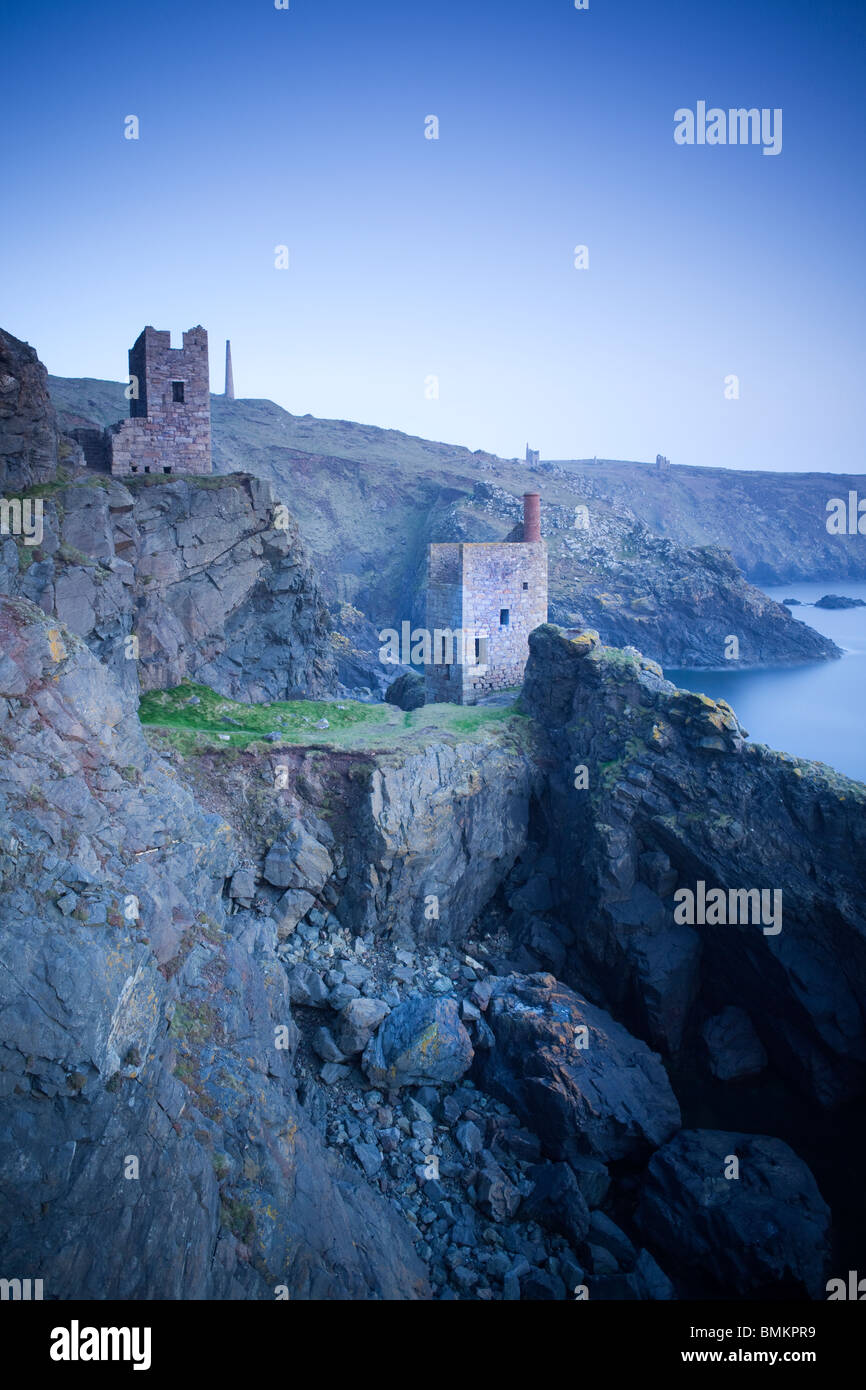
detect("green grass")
[139,680,528,754]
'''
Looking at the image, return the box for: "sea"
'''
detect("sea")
[665,582,866,785]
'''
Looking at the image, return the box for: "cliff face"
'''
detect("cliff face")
[0,472,336,701]
[0,596,427,1299]
[0,331,336,704]
[519,625,866,1109]
[1,329,77,490]
[153,720,540,951]
[346,739,541,942]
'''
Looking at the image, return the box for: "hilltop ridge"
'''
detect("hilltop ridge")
[46,374,853,671]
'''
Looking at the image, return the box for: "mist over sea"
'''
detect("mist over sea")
[666,583,866,783]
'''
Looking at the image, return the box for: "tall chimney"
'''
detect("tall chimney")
[523,492,541,542]
[225,339,235,399]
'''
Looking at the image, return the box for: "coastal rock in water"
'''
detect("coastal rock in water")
[814,594,865,609]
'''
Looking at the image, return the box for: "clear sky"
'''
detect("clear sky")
[2,0,865,470]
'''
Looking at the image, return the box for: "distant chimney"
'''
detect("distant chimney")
[523,492,541,542]
[225,339,235,399]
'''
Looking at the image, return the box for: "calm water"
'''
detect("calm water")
[666,582,866,784]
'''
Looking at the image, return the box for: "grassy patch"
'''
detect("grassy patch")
[139,680,527,754]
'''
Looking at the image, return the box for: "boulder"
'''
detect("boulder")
[455,1119,483,1158]
[362,996,474,1089]
[568,1154,610,1209]
[285,964,329,1009]
[385,671,425,711]
[273,889,315,940]
[520,1162,591,1247]
[588,1209,636,1266]
[631,1249,675,1300]
[336,998,390,1056]
[228,868,256,906]
[476,1153,521,1222]
[473,973,681,1164]
[312,1026,345,1064]
[263,820,333,893]
[636,1129,832,1298]
[701,1006,768,1081]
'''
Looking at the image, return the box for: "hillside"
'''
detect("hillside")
[49,376,866,590]
[47,375,849,671]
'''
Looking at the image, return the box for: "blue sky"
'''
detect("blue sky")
[2,0,865,469]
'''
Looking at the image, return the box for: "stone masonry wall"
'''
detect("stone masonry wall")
[111,326,211,476]
[425,544,463,703]
[424,540,548,704]
[460,541,547,700]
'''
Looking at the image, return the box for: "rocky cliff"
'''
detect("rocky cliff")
[0,473,336,701]
[519,625,866,1111]
[0,596,427,1299]
[1,329,80,490]
[1,332,337,703]
[48,375,866,585]
[2,599,856,1299]
[129,658,860,1298]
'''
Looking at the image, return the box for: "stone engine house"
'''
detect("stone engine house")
[109,326,212,476]
[425,493,548,705]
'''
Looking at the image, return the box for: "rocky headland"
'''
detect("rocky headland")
[1,328,863,1301]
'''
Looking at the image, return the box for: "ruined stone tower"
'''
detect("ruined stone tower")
[109,326,212,476]
[525,443,540,467]
[424,493,548,705]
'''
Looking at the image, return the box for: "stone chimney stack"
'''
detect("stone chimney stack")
[523,492,541,542]
[225,340,235,400]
